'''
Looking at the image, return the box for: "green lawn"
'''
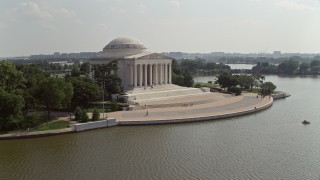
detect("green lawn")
[33,120,70,132]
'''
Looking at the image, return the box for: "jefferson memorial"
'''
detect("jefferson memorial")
[91,36,206,103]
[91,37,172,91]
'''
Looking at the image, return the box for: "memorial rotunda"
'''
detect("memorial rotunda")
[91,37,172,92]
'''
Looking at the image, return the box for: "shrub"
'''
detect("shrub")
[92,108,100,121]
[74,106,82,121]
[81,109,89,123]
[228,86,242,96]
[110,102,119,112]
[194,83,202,88]
[74,107,89,122]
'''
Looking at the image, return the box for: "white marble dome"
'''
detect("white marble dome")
[103,37,146,51]
[97,36,148,58]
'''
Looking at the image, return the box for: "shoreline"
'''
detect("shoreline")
[0,93,274,140]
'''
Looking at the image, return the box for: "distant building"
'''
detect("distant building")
[29,52,97,59]
[273,51,281,55]
[54,52,61,58]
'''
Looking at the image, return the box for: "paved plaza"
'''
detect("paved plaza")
[107,93,273,125]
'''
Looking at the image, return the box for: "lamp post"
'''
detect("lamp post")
[101,82,105,119]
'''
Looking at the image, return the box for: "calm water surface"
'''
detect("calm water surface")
[1,75,320,180]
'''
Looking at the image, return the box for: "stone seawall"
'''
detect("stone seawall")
[73,118,117,132]
[272,93,291,99]
[0,119,118,140]
[0,128,74,140]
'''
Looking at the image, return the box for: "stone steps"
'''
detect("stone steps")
[131,93,226,110]
[127,87,205,101]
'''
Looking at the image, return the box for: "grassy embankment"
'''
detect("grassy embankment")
[33,120,70,132]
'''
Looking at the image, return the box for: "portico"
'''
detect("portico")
[127,63,172,87]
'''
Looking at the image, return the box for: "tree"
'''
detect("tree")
[172,59,181,74]
[310,60,320,75]
[299,63,310,75]
[67,77,101,108]
[0,88,25,130]
[252,62,277,74]
[92,108,100,121]
[278,59,299,74]
[71,64,81,77]
[18,64,48,116]
[310,60,320,67]
[236,75,254,89]
[92,61,121,95]
[0,61,25,93]
[80,62,91,76]
[172,72,184,86]
[251,74,265,90]
[216,73,238,89]
[260,82,276,95]
[310,66,320,75]
[38,77,73,120]
[183,71,194,87]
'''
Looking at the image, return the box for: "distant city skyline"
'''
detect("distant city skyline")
[1,0,320,57]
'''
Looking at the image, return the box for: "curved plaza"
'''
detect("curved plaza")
[107,93,273,125]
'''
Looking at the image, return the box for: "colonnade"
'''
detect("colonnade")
[128,63,172,87]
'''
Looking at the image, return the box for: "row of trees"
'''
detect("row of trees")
[252,59,320,75]
[0,61,107,131]
[171,59,194,87]
[214,55,320,64]
[216,73,276,95]
[171,59,232,87]
[177,59,231,75]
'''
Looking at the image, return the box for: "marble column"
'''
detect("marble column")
[130,64,134,86]
[155,64,158,85]
[134,64,137,87]
[149,64,153,86]
[160,64,163,84]
[164,63,168,84]
[144,64,147,86]
[139,64,143,87]
[169,63,172,84]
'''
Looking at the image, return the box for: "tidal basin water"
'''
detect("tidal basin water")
[226,63,255,70]
[1,75,320,180]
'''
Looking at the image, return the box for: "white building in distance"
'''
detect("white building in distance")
[91,37,173,92]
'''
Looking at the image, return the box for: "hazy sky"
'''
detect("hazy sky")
[1,0,320,57]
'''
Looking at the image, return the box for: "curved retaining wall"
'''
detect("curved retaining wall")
[0,128,74,140]
[0,119,117,140]
[272,93,290,99]
[73,119,117,132]
[0,98,273,140]
[118,98,273,126]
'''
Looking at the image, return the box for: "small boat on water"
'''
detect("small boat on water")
[302,120,310,125]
